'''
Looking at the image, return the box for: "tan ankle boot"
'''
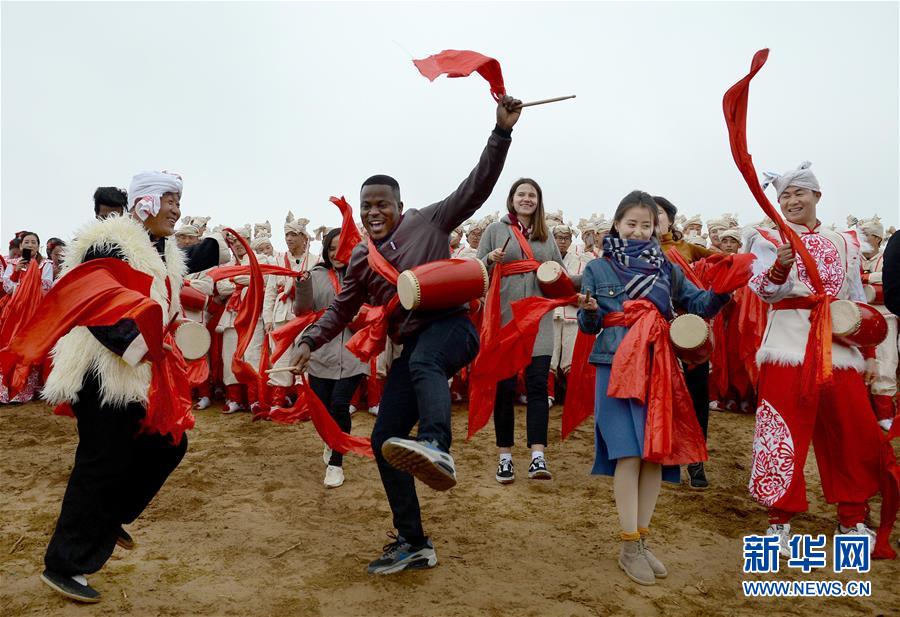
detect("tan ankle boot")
[639,538,667,578]
[618,540,656,585]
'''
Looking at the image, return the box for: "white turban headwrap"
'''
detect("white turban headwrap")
[857,216,884,239]
[251,233,273,252]
[552,224,577,237]
[127,170,183,221]
[706,218,728,233]
[718,229,743,244]
[232,224,251,240]
[684,215,703,228]
[284,211,310,236]
[762,161,821,198]
[175,224,201,237]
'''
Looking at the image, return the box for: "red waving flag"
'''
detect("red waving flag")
[413,50,506,101]
[329,196,363,264]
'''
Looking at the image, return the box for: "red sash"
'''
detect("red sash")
[0,258,194,443]
[602,299,707,465]
[467,225,543,438]
[344,239,401,362]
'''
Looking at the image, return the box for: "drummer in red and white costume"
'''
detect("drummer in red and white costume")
[856,215,897,431]
[577,216,603,262]
[746,162,884,554]
[263,212,319,410]
[215,225,261,413]
[549,223,584,405]
[457,214,495,260]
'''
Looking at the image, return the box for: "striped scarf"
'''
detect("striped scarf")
[602,235,672,316]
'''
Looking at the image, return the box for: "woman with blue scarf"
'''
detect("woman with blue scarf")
[576,191,729,586]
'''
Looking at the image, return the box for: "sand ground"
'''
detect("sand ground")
[1,401,898,616]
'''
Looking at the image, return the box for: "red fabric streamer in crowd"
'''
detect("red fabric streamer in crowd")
[561,330,597,440]
[0,258,194,443]
[723,49,833,401]
[329,196,363,264]
[344,239,401,362]
[413,50,506,101]
[219,229,266,385]
[205,263,297,282]
[467,226,541,438]
[0,260,43,349]
[270,310,324,363]
[270,375,373,458]
[604,299,707,466]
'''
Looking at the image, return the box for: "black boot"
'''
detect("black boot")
[686,462,709,490]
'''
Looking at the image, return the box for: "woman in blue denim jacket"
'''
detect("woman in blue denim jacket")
[576,191,729,586]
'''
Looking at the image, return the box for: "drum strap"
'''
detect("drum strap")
[771,293,834,404]
[602,299,707,466]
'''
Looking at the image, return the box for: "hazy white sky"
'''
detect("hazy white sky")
[2,1,898,254]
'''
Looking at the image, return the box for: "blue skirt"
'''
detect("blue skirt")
[591,364,681,484]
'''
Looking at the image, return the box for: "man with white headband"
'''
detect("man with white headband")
[746,161,889,557]
[856,215,897,430]
[37,170,210,603]
[174,220,202,250]
[261,212,319,414]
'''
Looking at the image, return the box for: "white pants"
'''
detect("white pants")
[872,313,899,397]
[222,321,265,386]
[267,320,298,388]
[550,318,578,374]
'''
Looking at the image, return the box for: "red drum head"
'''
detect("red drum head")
[397,259,489,311]
[832,300,888,348]
[174,321,211,360]
[830,300,862,337]
[537,261,576,299]
[669,314,712,365]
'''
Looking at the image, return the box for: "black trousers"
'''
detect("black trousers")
[309,373,364,467]
[494,355,551,448]
[684,361,710,440]
[44,375,187,576]
[370,315,479,545]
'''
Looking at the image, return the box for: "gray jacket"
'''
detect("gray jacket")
[477,215,578,357]
[295,267,369,380]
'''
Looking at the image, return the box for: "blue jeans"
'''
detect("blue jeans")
[370,314,479,544]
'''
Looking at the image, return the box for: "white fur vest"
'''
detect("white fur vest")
[42,216,187,407]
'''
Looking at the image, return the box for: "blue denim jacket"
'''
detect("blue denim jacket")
[577,256,730,364]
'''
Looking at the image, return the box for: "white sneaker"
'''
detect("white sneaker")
[349,404,358,415]
[766,523,792,558]
[518,394,528,405]
[877,418,893,432]
[323,445,333,465]
[548,396,555,407]
[368,405,379,416]
[194,396,211,410]
[324,465,344,488]
[837,523,877,554]
[222,400,246,414]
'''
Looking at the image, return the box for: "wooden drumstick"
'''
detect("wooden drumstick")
[516,95,576,109]
[265,367,298,374]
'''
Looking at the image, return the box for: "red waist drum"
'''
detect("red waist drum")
[669,313,713,365]
[397,259,489,311]
[180,285,208,312]
[863,283,884,305]
[537,261,577,299]
[831,300,887,348]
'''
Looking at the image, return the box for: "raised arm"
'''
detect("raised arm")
[419,96,522,232]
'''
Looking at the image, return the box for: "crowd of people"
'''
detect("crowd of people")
[2,96,899,603]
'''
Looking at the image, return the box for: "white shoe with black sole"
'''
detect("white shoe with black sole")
[381,438,457,491]
[528,456,552,480]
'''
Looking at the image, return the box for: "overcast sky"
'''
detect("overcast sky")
[2,1,898,254]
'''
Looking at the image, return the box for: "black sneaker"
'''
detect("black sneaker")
[381,438,457,491]
[366,534,437,575]
[40,569,101,603]
[686,462,709,490]
[116,526,135,550]
[527,456,552,480]
[495,458,515,484]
